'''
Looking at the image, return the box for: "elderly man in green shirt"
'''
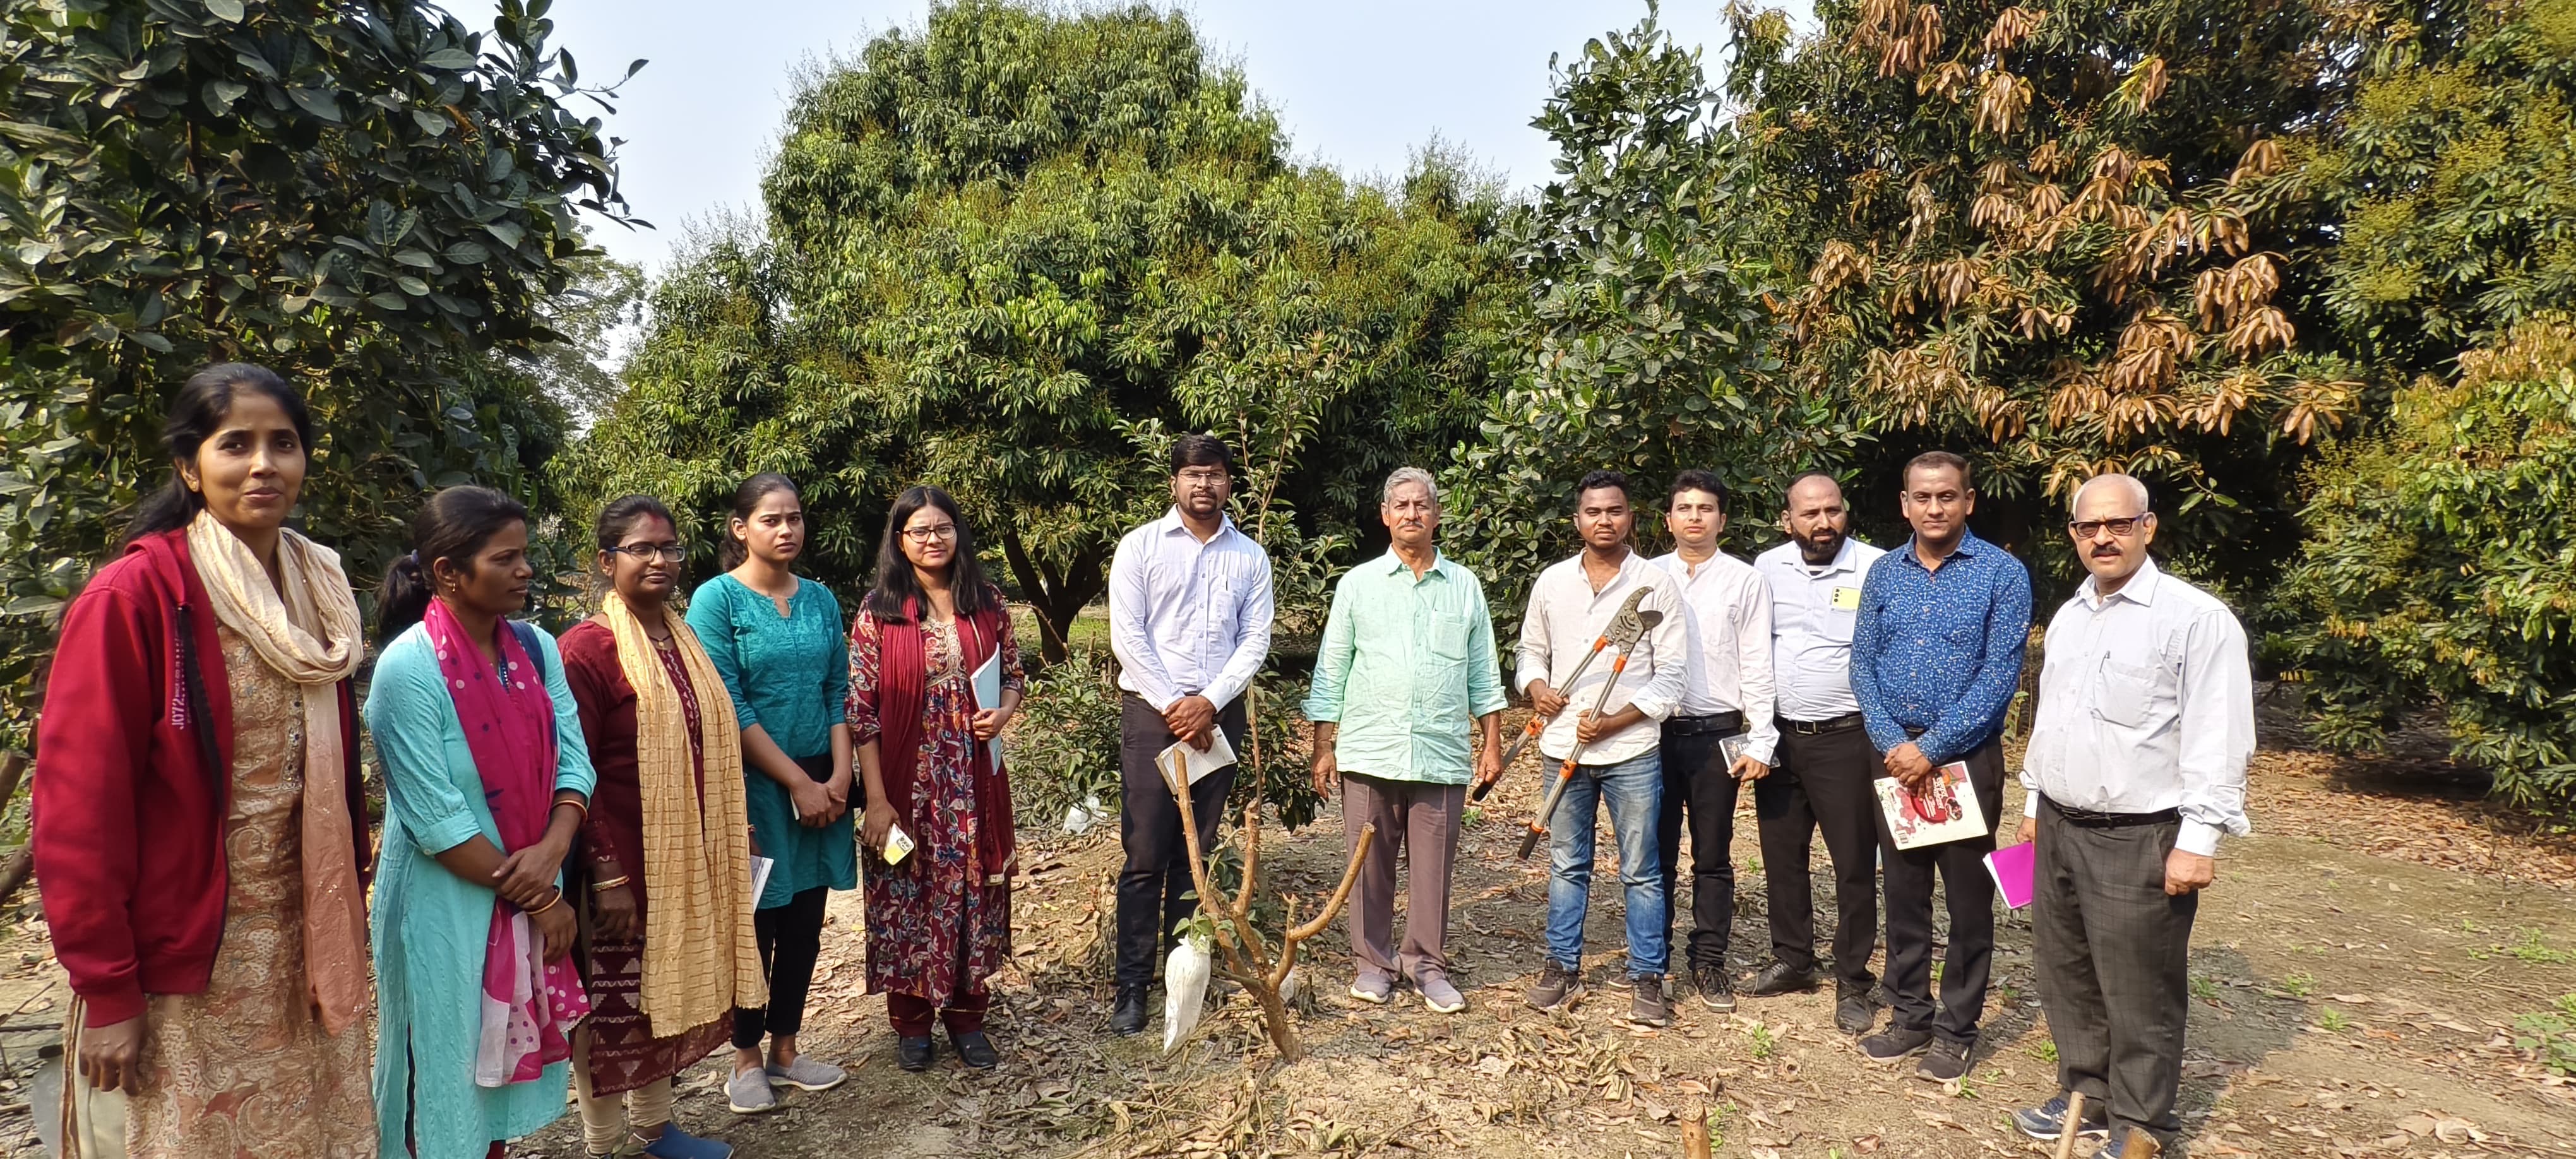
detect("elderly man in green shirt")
[1307,467,1508,1014]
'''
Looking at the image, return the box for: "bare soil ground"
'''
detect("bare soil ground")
[1,711,2569,1158]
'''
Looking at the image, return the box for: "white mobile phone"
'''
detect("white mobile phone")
[882,823,915,865]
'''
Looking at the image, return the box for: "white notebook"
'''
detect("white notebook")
[970,649,1005,771]
[1156,726,1239,791]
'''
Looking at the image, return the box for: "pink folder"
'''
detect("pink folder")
[1985,841,2037,910]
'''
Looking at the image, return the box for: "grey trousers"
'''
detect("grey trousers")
[2033,800,2198,1142]
[1340,772,1465,982]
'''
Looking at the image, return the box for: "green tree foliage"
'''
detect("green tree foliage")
[2269,0,2576,800]
[2272,319,2576,807]
[1440,11,1836,624]
[0,0,636,738]
[1726,0,2368,571]
[568,0,1518,663]
[2310,0,2576,374]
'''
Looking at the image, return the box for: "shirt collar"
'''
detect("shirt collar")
[1810,537,1863,575]
[1895,528,1989,571]
[1156,507,1237,544]
[2078,556,2163,609]
[1377,549,1450,579]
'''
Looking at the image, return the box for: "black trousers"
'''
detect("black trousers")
[733,884,830,1048]
[1655,722,1743,972]
[1879,739,2005,1045]
[1114,694,1248,986]
[2034,800,2197,1141]
[1756,722,1882,990]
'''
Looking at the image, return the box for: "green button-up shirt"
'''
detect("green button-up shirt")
[1304,550,1508,785]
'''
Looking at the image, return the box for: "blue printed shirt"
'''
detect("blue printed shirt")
[1849,530,2033,763]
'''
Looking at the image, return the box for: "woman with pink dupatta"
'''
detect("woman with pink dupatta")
[364,486,595,1158]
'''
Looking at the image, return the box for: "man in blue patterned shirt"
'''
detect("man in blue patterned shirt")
[1849,451,2033,1081]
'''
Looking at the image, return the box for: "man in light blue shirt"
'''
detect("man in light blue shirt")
[1307,468,1506,1014]
[1106,434,1275,1036]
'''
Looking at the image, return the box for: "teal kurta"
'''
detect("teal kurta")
[365,621,596,1159]
[1303,550,1509,785]
[686,573,856,908]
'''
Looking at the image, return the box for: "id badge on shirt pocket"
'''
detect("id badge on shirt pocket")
[1830,585,1863,611]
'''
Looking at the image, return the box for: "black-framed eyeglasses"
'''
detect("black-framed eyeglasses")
[2068,516,2149,539]
[608,543,688,562]
[902,524,958,543]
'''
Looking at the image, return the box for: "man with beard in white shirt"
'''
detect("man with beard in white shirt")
[1750,472,1890,1035]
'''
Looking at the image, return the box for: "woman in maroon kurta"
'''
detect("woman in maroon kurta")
[559,496,761,1159]
[850,485,1026,1073]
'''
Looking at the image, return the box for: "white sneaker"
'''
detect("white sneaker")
[1419,972,1466,1014]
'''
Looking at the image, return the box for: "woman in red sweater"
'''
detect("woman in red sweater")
[33,364,376,1158]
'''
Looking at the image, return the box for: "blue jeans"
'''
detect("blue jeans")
[1544,749,1669,977]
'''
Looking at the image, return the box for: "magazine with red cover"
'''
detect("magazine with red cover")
[1874,762,1990,849]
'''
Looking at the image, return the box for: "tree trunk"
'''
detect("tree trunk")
[996,526,1108,669]
[0,751,29,910]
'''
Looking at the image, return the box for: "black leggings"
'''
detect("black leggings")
[733,885,829,1048]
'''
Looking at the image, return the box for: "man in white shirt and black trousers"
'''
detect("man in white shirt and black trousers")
[1648,469,1778,1013]
[2009,473,2253,1159]
[1104,434,1277,1037]
[1749,472,1889,1034]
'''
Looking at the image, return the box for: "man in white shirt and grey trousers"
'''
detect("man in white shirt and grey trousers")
[1515,470,1689,1027]
[1105,434,1276,1037]
[2009,472,2253,1159]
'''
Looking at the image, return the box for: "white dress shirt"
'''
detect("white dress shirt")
[1108,508,1275,713]
[1513,549,1688,765]
[1650,549,1780,765]
[2019,558,2255,856]
[1755,537,1886,722]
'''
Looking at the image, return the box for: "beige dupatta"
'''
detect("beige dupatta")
[183,513,367,1035]
[602,590,766,1033]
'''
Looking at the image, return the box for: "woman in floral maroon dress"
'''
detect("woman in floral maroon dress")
[849,485,1025,1072]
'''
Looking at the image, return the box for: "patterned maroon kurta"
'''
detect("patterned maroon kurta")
[558,620,732,1095]
[847,609,1025,1008]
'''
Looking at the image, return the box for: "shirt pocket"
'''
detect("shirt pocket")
[2092,657,2176,730]
[1429,611,1474,662]
[1821,603,1859,644]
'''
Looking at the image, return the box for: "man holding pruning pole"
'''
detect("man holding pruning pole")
[1514,470,1688,1026]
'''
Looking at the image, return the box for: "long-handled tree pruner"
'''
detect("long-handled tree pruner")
[1470,585,1651,804]
[1515,610,1655,860]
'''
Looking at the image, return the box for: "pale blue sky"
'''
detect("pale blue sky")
[467,1,1793,274]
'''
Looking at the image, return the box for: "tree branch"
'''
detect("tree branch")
[1272,822,1373,990]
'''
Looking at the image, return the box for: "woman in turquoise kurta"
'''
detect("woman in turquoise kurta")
[366,487,596,1158]
[686,473,856,1114]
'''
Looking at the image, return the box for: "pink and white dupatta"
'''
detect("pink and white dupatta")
[420,598,592,1086]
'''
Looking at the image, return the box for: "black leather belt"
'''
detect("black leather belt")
[1782,712,1863,735]
[1665,711,1744,736]
[2047,798,2180,828]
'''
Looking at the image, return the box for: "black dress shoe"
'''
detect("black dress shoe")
[1110,983,1150,1037]
[1745,961,1822,997]
[896,1035,936,1071]
[951,1028,1001,1069]
[1835,988,1878,1035]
